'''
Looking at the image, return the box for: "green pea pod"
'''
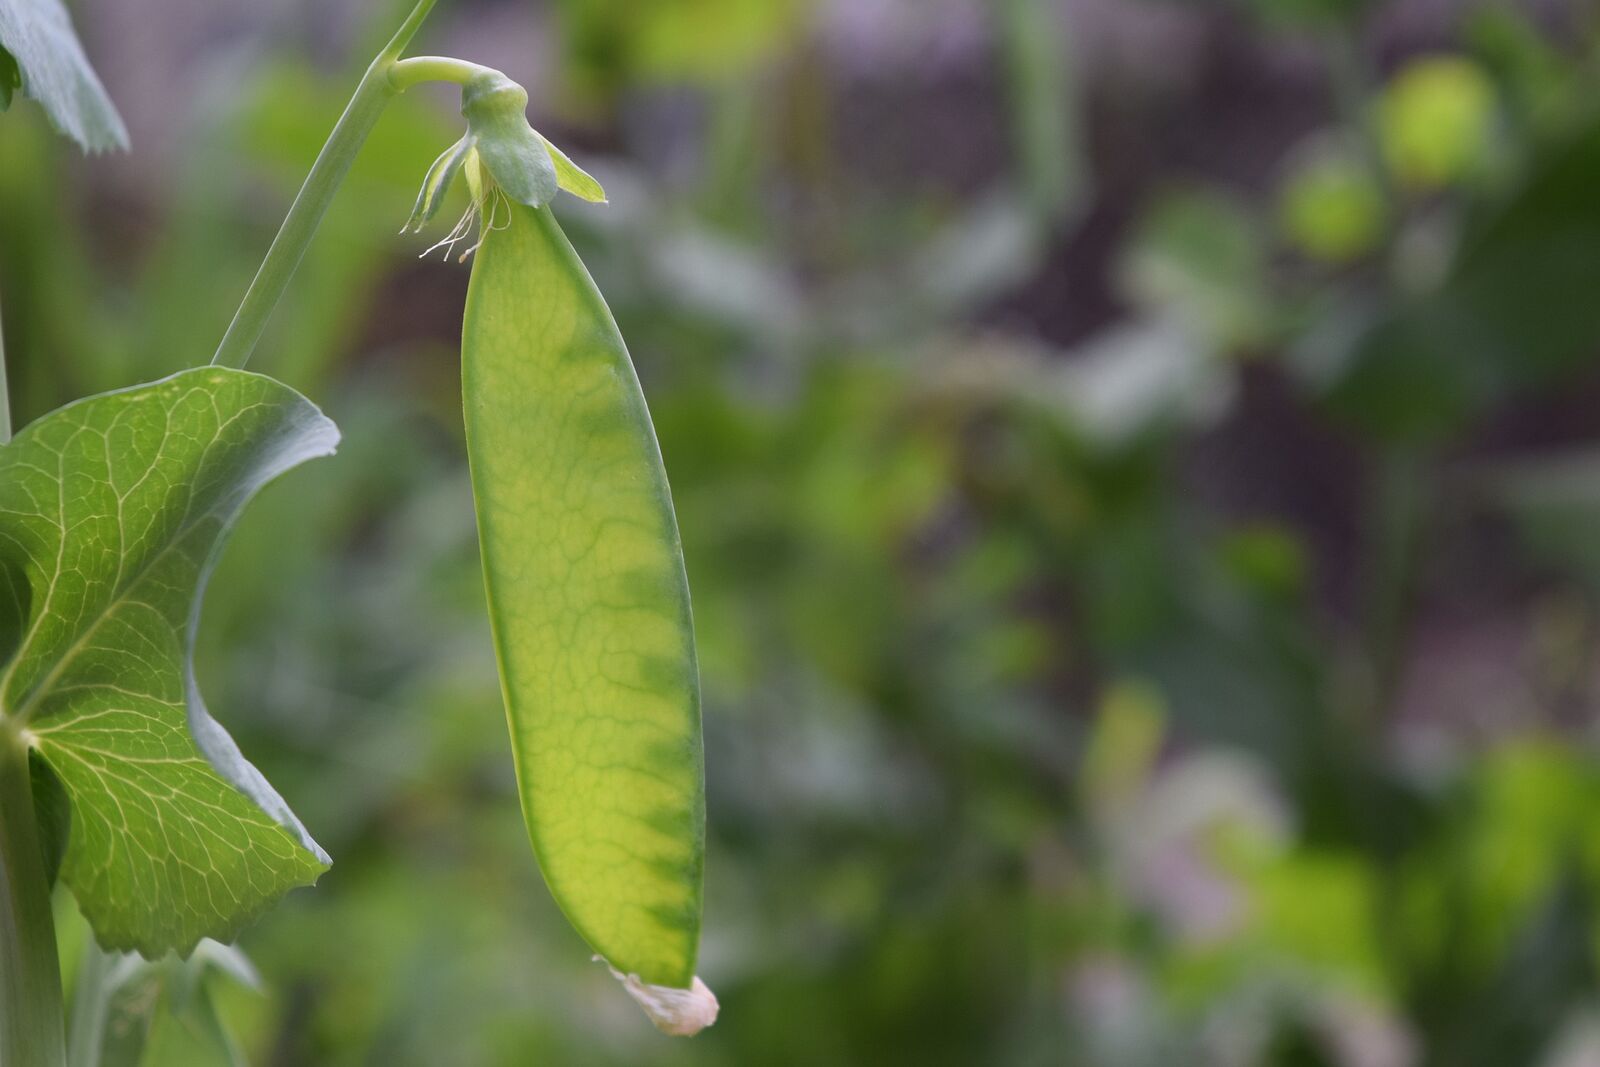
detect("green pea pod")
[461,200,714,1033]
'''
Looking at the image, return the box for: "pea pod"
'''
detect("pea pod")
[461,198,712,1028]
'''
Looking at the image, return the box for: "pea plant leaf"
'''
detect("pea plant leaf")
[462,202,708,1005]
[0,0,128,150]
[0,367,337,957]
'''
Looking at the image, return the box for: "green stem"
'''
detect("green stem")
[210,0,443,369]
[995,0,1083,226]
[389,55,495,92]
[0,286,12,444]
[1362,448,1427,726]
[65,938,114,1067]
[0,727,65,1067]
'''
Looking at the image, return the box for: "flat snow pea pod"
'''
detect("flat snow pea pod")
[461,199,713,1027]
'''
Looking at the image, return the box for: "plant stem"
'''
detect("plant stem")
[389,55,495,92]
[0,286,12,444]
[0,727,65,1067]
[211,0,443,370]
[65,938,114,1067]
[1361,447,1427,729]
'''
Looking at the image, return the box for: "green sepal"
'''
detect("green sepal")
[407,66,607,238]
[538,131,607,204]
[461,71,559,209]
[405,133,473,232]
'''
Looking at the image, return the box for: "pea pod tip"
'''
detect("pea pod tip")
[595,957,719,1037]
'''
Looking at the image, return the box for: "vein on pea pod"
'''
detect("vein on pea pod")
[400,62,717,1038]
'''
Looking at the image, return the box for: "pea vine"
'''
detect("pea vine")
[0,0,713,1061]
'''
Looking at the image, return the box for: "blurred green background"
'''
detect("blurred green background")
[9,0,1600,1063]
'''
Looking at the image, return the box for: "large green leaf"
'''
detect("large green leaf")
[462,203,707,995]
[0,0,127,150]
[0,368,337,956]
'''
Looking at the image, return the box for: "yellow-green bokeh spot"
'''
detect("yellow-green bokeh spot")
[1378,55,1496,191]
[462,201,704,988]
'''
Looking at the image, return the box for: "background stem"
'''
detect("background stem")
[1362,447,1427,730]
[0,286,12,443]
[0,729,66,1067]
[65,938,114,1067]
[210,0,442,370]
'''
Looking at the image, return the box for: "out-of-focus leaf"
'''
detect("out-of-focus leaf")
[1312,110,1600,440]
[137,985,239,1067]
[555,0,805,98]
[1218,525,1309,603]
[76,939,260,1067]
[906,195,1045,319]
[1461,746,1600,966]
[1307,298,1488,441]
[0,0,127,150]
[1467,8,1571,130]
[1479,448,1600,578]
[1237,0,1378,28]
[1120,188,1272,348]
[1051,321,1234,449]
[1237,850,1388,992]
[1081,680,1165,816]
[2,369,336,956]
[1439,114,1600,384]
[923,322,1233,452]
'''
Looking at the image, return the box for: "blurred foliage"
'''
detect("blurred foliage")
[10,0,1600,1064]
[552,0,805,106]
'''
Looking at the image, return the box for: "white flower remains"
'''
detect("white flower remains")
[598,958,720,1036]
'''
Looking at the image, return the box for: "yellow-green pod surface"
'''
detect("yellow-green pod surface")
[461,201,704,990]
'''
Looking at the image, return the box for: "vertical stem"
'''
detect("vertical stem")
[1362,448,1426,728]
[0,286,13,443]
[0,728,66,1067]
[209,66,394,370]
[65,938,114,1067]
[996,0,1083,227]
[210,0,442,370]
